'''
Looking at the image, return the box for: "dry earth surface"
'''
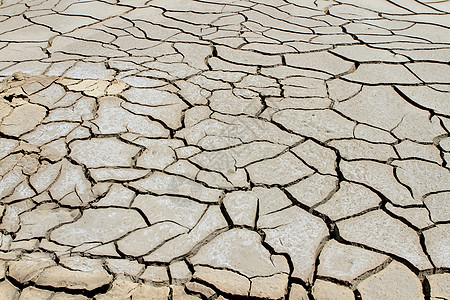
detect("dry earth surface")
[0,0,449,299]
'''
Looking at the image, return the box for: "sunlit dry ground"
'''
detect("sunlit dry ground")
[0,0,449,299]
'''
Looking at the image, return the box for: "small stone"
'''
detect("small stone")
[12,72,26,81]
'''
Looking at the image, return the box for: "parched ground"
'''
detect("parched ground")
[0,0,449,299]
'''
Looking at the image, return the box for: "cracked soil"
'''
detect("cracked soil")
[0,0,449,299]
